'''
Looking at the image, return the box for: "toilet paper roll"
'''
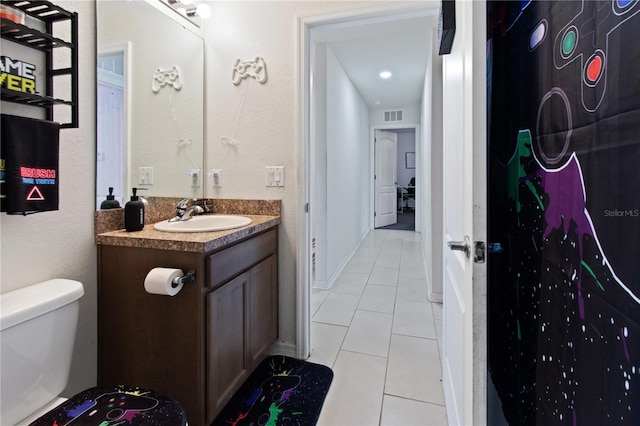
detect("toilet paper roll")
[144,268,184,296]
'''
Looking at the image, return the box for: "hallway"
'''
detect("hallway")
[310,230,447,425]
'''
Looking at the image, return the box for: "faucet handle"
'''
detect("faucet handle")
[195,199,211,213]
[176,198,191,217]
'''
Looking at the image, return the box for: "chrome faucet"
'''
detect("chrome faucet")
[180,205,204,220]
[169,199,205,222]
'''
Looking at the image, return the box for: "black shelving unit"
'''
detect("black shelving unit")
[0,0,78,128]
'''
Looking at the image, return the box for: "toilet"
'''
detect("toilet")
[0,279,188,425]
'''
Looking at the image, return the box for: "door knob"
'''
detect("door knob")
[448,235,471,259]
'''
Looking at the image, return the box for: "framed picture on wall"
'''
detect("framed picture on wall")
[406,152,415,169]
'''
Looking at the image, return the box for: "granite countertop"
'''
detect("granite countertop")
[96,214,280,253]
[95,199,281,253]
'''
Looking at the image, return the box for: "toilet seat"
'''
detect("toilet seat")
[26,385,187,426]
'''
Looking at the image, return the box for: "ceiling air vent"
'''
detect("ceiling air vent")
[384,110,404,123]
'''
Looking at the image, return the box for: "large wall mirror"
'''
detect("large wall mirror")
[96,0,204,208]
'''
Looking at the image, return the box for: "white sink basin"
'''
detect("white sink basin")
[154,215,252,233]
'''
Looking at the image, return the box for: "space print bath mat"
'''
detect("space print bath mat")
[212,356,333,426]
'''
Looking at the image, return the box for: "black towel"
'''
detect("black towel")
[1,114,60,214]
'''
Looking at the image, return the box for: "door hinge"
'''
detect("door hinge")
[305,203,309,213]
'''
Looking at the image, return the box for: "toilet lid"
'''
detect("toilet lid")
[27,385,187,426]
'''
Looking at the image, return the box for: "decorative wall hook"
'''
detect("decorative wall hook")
[152,66,183,93]
[231,56,267,85]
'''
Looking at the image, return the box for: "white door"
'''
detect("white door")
[441,1,486,425]
[374,130,398,228]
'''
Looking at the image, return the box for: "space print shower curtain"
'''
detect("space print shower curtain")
[486,1,640,424]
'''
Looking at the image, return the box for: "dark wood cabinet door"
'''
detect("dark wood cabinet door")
[206,272,249,423]
[248,255,278,365]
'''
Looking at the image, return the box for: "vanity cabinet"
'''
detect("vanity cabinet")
[98,228,278,426]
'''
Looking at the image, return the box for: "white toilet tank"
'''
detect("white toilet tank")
[0,279,84,425]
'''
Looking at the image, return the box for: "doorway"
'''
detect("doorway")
[297,2,438,355]
[374,127,417,231]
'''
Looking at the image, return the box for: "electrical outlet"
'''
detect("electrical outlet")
[209,169,221,187]
[189,169,201,187]
[265,166,284,187]
[138,167,153,185]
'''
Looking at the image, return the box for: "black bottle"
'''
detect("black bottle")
[124,188,145,232]
[100,187,121,210]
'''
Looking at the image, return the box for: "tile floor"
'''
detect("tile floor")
[310,229,447,426]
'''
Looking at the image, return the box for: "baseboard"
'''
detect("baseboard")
[313,232,368,291]
[313,280,330,290]
[429,286,443,303]
[268,340,297,358]
[421,233,443,303]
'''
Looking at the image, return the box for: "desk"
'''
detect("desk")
[397,186,415,213]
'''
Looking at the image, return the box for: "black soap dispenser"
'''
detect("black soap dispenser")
[100,187,121,210]
[124,188,145,232]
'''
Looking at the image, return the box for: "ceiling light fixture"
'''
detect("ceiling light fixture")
[379,71,392,79]
[186,3,211,19]
[166,0,211,23]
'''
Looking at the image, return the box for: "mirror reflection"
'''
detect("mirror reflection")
[96,0,204,208]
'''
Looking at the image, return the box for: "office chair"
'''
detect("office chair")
[401,177,415,212]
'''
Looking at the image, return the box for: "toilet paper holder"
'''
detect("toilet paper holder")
[173,270,196,287]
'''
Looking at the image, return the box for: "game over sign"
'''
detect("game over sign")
[0,56,37,95]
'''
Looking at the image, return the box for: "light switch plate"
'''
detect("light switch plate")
[265,166,284,187]
[138,167,153,185]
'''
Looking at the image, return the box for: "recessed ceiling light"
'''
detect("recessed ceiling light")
[373,100,381,105]
[379,71,392,79]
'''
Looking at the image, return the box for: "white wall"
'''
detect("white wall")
[312,43,329,285]
[308,42,371,289]
[325,46,370,283]
[422,28,443,301]
[0,0,97,396]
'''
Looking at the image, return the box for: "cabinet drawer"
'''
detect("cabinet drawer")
[206,229,276,289]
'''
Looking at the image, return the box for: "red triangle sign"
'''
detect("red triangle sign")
[26,186,45,201]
